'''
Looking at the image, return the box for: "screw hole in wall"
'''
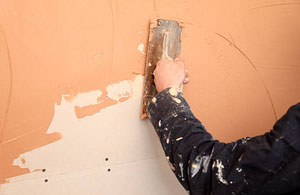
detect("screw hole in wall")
[44,179,48,183]
[107,168,111,172]
[105,158,109,161]
[42,169,46,172]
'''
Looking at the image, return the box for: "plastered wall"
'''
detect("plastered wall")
[0,0,300,194]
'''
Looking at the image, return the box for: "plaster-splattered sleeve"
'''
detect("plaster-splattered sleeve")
[147,87,300,195]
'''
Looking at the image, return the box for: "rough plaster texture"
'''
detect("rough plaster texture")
[0,0,300,194]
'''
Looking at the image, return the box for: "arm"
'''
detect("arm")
[148,89,300,194]
[148,58,300,194]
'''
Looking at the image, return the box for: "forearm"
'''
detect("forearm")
[147,87,222,193]
[147,88,300,194]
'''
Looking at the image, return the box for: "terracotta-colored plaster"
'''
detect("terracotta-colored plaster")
[119,96,131,103]
[75,96,130,119]
[74,98,118,119]
[0,130,61,183]
[0,0,300,184]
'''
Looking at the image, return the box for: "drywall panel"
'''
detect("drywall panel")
[1,157,186,195]
[0,0,300,194]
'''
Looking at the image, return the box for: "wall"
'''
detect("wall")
[0,0,300,194]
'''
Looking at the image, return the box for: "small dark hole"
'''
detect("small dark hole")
[105,158,109,161]
[107,168,111,172]
[42,169,46,172]
[44,179,48,182]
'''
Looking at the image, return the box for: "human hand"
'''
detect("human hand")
[153,57,189,93]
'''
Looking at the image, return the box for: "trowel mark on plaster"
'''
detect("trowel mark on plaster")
[0,26,13,143]
[215,33,278,121]
[153,0,159,17]
[251,2,300,10]
[106,0,117,87]
[254,66,300,70]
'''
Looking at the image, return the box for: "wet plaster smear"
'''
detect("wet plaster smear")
[0,0,300,194]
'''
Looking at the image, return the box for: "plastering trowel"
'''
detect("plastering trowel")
[141,19,182,119]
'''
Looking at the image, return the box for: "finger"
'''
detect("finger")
[185,69,189,76]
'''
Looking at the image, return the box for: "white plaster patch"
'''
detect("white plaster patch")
[64,90,102,107]
[12,156,27,169]
[131,75,144,98]
[106,80,132,101]
[137,43,145,55]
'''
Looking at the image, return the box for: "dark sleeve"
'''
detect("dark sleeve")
[147,87,300,195]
